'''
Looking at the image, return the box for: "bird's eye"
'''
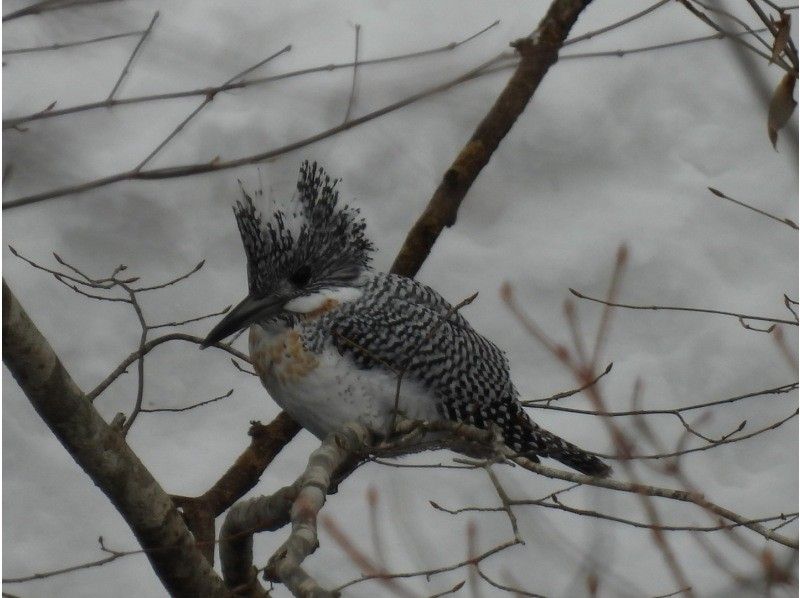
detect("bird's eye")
[289,265,312,287]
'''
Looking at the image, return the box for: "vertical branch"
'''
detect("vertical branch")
[343,24,361,123]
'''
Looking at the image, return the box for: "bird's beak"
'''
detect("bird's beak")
[200,294,285,349]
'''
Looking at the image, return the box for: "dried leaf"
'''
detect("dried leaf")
[770,13,791,65]
[767,73,797,149]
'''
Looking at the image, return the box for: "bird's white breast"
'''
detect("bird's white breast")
[249,322,438,439]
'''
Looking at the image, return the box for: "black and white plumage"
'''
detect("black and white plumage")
[203,161,610,477]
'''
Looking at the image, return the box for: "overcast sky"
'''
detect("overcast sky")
[3,1,798,597]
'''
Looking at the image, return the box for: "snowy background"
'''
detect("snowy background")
[3,1,798,597]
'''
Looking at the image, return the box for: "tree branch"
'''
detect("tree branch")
[2,279,231,597]
[391,0,595,277]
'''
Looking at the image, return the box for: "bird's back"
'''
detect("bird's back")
[304,272,610,477]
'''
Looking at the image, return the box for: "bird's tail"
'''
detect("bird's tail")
[512,420,612,477]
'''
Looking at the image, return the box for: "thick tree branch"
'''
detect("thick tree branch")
[391,0,594,276]
[220,422,373,597]
[1,280,231,597]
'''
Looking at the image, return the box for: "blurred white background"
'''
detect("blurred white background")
[3,1,798,596]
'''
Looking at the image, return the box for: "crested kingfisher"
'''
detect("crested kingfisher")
[202,161,610,477]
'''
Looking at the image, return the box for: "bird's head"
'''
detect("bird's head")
[201,161,374,348]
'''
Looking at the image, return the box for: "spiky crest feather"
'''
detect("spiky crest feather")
[233,161,374,297]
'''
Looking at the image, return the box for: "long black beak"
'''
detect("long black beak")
[200,294,285,348]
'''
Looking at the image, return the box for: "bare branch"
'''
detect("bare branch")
[707,186,798,229]
[133,44,292,172]
[133,260,205,291]
[522,362,613,405]
[507,454,798,548]
[679,0,795,71]
[87,332,249,401]
[107,11,159,101]
[140,388,234,413]
[3,536,138,583]
[3,52,504,210]
[343,24,361,123]
[484,466,523,542]
[3,20,500,130]
[525,381,797,417]
[391,0,596,277]
[2,0,123,22]
[475,565,545,597]
[320,514,417,598]
[147,305,231,330]
[561,27,771,60]
[563,0,670,45]
[4,30,144,55]
[598,407,798,460]
[231,358,258,376]
[2,280,230,596]
[220,422,373,596]
[570,288,798,326]
[335,538,522,593]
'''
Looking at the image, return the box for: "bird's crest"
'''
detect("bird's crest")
[234,161,374,296]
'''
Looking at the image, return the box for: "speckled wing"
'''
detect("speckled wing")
[310,273,534,449]
[309,272,611,477]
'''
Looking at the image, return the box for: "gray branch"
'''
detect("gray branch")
[2,279,231,598]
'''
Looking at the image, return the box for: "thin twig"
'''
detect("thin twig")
[147,305,231,330]
[2,0,123,22]
[132,260,204,291]
[87,332,249,401]
[522,362,613,405]
[231,358,258,376]
[3,20,500,130]
[140,389,234,413]
[343,24,361,123]
[4,52,505,209]
[594,408,798,461]
[562,0,670,46]
[475,565,545,597]
[121,283,148,435]
[4,30,144,55]
[3,537,139,583]
[484,466,522,542]
[107,11,159,101]
[335,538,522,593]
[570,288,798,326]
[707,186,798,229]
[133,44,291,172]
[525,381,797,417]
[427,581,467,598]
[561,27,771,60]
[590,244,627,368]
[679,0,794,71]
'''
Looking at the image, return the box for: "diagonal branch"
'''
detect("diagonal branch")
[391,0,596,277]
[2,280,231,597]
[2,0,123,22]
[107,11,159,101]
[133,44,291,172]
[3,53,504,210]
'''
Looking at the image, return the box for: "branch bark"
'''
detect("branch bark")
[391,0,594,277]
[2,280,231,597]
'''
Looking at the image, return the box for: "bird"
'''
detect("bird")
[202,161,611,477]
